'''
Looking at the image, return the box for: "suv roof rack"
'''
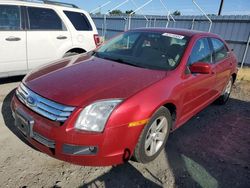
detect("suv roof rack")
[18,0,79,8]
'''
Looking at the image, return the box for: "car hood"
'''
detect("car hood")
[24,54,167,107]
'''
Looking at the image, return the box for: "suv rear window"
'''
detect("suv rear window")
[28,7,65,30]
[0,5,21,30]
[64,11,92,31]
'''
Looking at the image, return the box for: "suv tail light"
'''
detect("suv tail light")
[94,34,101,46]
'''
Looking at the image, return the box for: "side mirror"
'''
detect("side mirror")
[189,62,212,74]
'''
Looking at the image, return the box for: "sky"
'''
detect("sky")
[60,0,250,15]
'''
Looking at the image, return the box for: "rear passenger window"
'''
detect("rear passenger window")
[64,11,92,31]
[28,7,65,30]
[188,38,212,65]
[0,5,21,30]
[211,38,228,62]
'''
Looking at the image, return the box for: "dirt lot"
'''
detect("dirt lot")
[0,76,249,188]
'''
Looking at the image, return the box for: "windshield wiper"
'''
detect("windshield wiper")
[98,55,141,68]
[114,58,144,68]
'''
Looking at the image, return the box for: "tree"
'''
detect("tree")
[109,9,123,15]
[207,14,217,16]
[94,12,101,15]
[125,10,134,14]
[173,10,181,16]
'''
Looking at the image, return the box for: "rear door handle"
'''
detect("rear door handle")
[5,37,21,41]
[57,36,67,40]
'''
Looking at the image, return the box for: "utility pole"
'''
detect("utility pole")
[218,0,224,15]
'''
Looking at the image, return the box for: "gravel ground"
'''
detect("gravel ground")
[0,76,249,188]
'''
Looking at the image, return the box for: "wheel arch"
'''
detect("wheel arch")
[232,73,237,83]
[163,103,177,125]
[65,48,86,55]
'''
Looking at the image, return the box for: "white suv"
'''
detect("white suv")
[0,0,100,78]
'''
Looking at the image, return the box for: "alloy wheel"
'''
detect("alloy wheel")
[144,116,168,157]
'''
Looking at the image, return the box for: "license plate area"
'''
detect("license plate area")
[15,108,34,137]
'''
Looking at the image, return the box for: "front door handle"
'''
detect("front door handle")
[57,36,67,40]
[6,37,21,41]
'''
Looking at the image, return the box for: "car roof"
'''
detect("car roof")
[131,27,219,38]
[0,0,81,11]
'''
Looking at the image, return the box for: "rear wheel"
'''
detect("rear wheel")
[216,77,233,105]
[133,107,172,163]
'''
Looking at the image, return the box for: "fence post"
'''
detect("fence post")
[241,32,250,68]
[191,18,195,30]
[153,17,156,27]
[192,0,212,32]
[124,17,128,31]
[166,12,170,28]
[103,14,107,41]
[128,14,132,30]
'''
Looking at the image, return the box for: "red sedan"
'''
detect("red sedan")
[11,28,237,166]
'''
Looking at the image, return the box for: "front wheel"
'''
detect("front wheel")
[133,107,172,163]
[216,77,233,105]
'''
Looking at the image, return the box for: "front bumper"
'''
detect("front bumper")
[11,95,143,166]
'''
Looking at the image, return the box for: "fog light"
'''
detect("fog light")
[89,146,95,152]
[63,144,98,155]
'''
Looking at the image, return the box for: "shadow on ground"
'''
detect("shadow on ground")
[82,98,250,188]
[2,87,250,187]
[166,98,250,188]
[1,89,38,150]
[0,76,24,85]
[81,163,162,188]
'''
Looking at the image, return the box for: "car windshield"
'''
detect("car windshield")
[95,31,189,70]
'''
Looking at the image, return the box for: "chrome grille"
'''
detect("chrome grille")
[16,83,75,122]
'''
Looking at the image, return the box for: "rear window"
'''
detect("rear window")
[0,5,21,30]
[28,7,65,30]
[211,38,228,62]
[64,11,92,31]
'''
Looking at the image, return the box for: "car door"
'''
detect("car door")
[210,38,232,94]
[178,38,217,125]
[26,6,72,70]
[0,5,27,76]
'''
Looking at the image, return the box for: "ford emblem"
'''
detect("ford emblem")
[26,96,36,107]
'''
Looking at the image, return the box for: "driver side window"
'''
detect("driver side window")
[188,38,212,65]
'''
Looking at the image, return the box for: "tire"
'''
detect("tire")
[216,77,233,105]
[133,107,172,163]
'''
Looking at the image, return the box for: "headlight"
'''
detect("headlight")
[74,99,122,132]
